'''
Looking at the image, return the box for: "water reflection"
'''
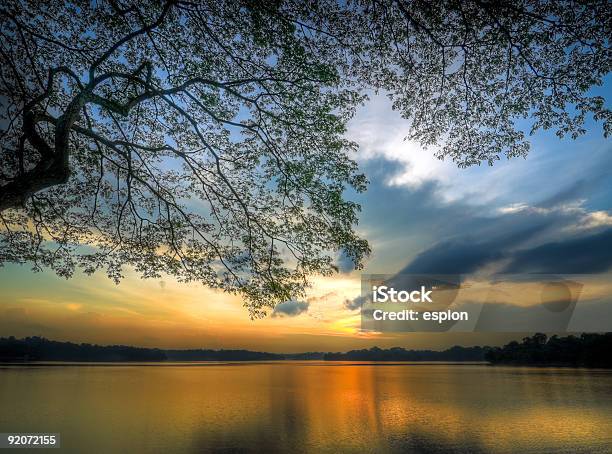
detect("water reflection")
[1,363,611,453]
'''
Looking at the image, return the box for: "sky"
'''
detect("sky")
[1,84,611,352]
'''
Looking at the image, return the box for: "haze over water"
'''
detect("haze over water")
[1,363,611,453]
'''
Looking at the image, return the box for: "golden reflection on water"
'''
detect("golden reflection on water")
[1,363,611,453]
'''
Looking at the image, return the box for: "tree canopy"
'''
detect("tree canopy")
[1,0,609,315]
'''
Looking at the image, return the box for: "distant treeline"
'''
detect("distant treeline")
[1,336,486,362]
[323,346,489,361]
[0,337,323,362]
[0,337,167,362]
[485,333,612,368]
[2,335,610,366]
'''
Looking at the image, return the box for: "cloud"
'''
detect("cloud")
[577,211,612,230]
[271,300,309,317]
[397,207,572,275]
[392,191,612,276]
[343,295,366,311]
[503,228,612,274]
[401,240,505,274]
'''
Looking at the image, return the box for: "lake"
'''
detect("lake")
[1,362,611,453]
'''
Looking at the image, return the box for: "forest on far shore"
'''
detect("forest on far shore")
[485,333,612,368]
[0,334,610,367]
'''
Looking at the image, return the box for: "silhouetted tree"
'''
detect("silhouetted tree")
[1,1,609,314]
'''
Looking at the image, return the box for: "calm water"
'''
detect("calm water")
[1,362,611,453]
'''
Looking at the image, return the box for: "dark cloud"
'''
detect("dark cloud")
[343,295,366,311]
[401,239,504,274]
[397,207,578,275]
[503,228,612,273]
[397,218,612,276]
[388,179,612,276]
[271,300,309,317]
